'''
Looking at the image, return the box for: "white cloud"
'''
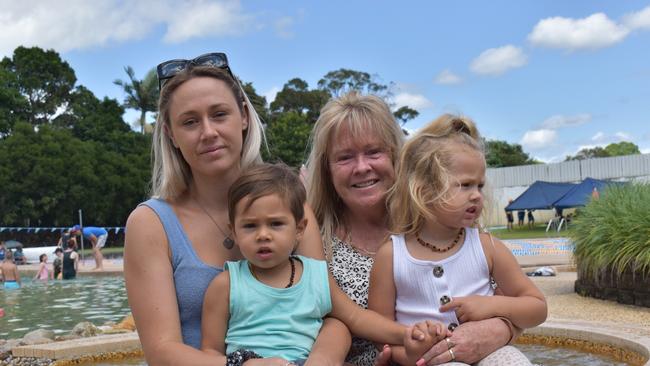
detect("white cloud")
[591,131,606,142]
[0,0,254,56]
[263,86,281,105]
[163,1,252,43]
[434,69,462,85]
[641,147,650,154]
[470,45,527,76]
[622,5,650,30]
[393,92,433,110]
[540,114,591,129]
[528,13,629,50]
[615,131,632,141]
[274,16,295,39]
[520,129,557,150]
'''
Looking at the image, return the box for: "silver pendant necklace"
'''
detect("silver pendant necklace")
[193,196,235,249]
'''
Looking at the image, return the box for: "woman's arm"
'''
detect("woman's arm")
[124,206,222,366]
[200,272,230,363]
[296,204,351,365]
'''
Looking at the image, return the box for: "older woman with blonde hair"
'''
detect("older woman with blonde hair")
[307,96,518,365]
[124,52,349,366]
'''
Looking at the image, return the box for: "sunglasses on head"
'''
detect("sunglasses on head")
[156,52,235,90]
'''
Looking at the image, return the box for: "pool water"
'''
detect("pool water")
[518,344,630,365]
[0,276,130,339]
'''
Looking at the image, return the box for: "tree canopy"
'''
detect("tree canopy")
[0,46,546,230]
[565,142,641,161]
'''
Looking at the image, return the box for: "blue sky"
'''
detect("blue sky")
[2,0,650,162]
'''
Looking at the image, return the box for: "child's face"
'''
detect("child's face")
[432,144,486,229]
[231,193,306,269]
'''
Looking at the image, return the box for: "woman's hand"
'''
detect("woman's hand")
[418,318,510,365]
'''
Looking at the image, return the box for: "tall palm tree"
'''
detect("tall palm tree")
[113,66,158,134]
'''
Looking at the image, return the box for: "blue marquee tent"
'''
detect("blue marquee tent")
[505,181,576,211]
[553,177,623,209]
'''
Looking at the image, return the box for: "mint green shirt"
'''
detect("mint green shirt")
[224,256,332,360]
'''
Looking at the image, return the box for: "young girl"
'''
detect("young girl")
[201,164,444,366]
[33,253,53,281]
[368,114,547,365]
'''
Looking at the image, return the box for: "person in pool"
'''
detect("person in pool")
[1,250,21,289]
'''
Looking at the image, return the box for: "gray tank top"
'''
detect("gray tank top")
[140,198,223,349]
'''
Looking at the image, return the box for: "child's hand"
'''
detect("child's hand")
[405,321,448,365]
[439,295,496,323]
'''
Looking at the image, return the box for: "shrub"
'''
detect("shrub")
[571,183,650,279]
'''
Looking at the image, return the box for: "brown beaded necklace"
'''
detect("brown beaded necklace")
[415,228,465,253]
[249,257,296,288]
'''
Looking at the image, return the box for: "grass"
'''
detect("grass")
[570,183,650,277]
[488,224,572,240]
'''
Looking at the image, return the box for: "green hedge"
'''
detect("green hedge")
[571,183,650,278]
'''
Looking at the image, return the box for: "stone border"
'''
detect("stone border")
[523,320,650,366]
[11,333,140,360]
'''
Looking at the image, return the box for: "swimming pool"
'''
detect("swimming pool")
[0,276,130,339]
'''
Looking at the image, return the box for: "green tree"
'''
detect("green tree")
[317,68,390,97]
[485,139,537,167]
[0,46,76,125]
[270,78,330,124]
[604,141,640,157]
[113,66,158,134]
[0,68,28,135]
[565,146,610,161]
[264,112,312,167]
[393,106,419,126]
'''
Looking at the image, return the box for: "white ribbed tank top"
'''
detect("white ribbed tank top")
[392,227,494,327]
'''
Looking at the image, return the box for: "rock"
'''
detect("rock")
[21,337,53,346]
[71,322,99,337]
[22,330,54,343]
[113,314,136,331]
[0,339,24,360]
[54,334,79,342]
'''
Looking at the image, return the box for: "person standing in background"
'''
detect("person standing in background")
[53,247,64,279]
[71,225,108,271]
[62,239,79,280]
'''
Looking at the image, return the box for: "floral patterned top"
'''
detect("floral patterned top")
[328,235,378,366]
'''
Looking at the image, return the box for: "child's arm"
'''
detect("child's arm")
[440,234,547,329]
[34,263,43,280]
[200,271,230,363]
[368,242,448,365]
[328,270,415,346]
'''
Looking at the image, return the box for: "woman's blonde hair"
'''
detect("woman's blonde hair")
[306,92,404,259]
[388,114,486,235]
[151,66,264,200]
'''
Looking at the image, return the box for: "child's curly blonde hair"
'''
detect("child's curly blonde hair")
[388,114,486,235]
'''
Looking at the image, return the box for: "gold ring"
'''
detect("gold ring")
[445,337,454,349]
[449,348,455,361]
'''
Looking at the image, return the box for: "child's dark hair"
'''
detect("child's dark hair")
[228,163,306,224]
[39,253,47,262]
